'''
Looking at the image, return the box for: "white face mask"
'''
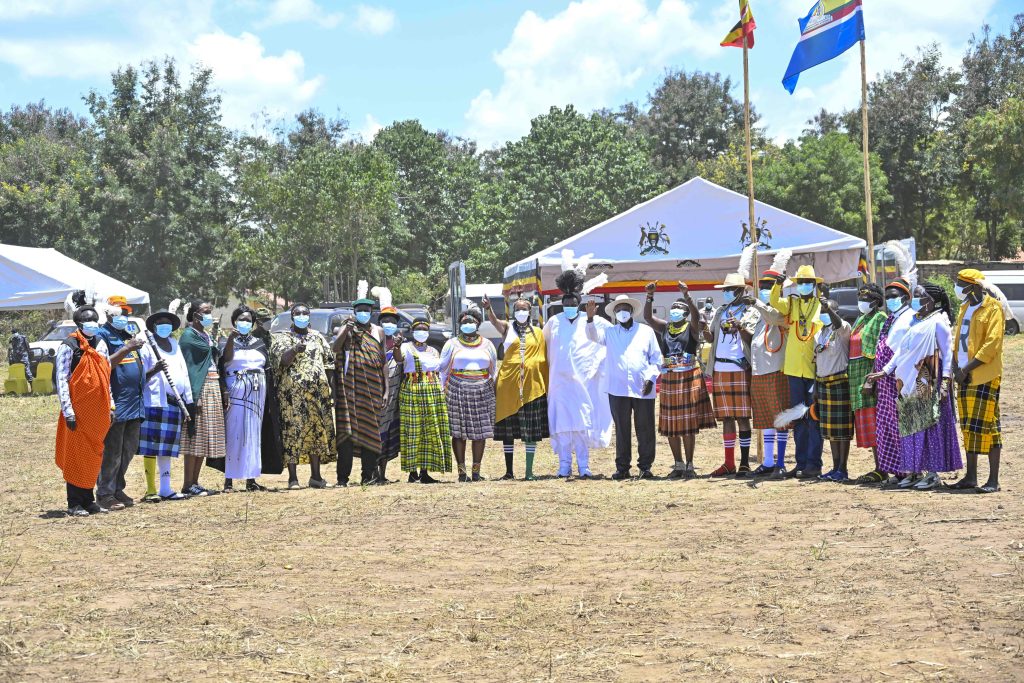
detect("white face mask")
[514,310,530,324]
[857,300,872,314]
[615,310,632,324]
[954,284,967,301]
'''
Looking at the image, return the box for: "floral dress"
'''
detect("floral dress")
[270,330,337,465]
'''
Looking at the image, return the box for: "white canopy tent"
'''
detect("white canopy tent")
[0,244,150,311]
[503,177,866,296]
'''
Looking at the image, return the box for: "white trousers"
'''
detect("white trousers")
[550,431,591,476]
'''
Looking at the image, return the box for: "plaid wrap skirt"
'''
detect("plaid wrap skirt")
[139,404,183,458]
[494,394,550,442]
[180,378,226,460]
[751,371,790,430]
[816,373,853,441]
[957,378,1001,453]
[659,367,716,436]
[446,375,496,441]
[712,370,752,419]
[400,373,452,473]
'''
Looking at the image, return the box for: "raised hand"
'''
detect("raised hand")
[482,294,492,311]
[677,281,689,295]
[645,282,657,294]
[585,299,598,320]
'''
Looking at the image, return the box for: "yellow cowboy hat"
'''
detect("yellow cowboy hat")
[792,264,822,283]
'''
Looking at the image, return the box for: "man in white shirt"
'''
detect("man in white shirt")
[586,295,662,480]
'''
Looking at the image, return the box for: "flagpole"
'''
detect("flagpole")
[742,30,763,464]
[859,38,876,282]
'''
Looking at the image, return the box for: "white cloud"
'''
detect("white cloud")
[0,0,95,20]
[258,0,343,29]
[354,113,384,142]
[353,5,396,35]
[464,0,715,148]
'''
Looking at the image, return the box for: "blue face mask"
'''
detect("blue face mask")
[563,306,579,320]
[886,297,902,313]
[460,322,478,335]
[796,282,815,296]
[381,322,398,336]
[235,320,253,335]
[722,290,737,304]
[155,323,173,339]
[668,309,685,322]
[80,321,100,337]
[759,289,771,303]
[201,313,214,329]
[911,297,922,311]
[111,315,128,330]
[293,314,310,329]
[355,311,372,325]
[819,313,832,326]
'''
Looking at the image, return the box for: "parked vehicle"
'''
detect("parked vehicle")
[29,316,145,378]
[269,306,450,351]
[829,287,861,324]
[980,270,1024,334]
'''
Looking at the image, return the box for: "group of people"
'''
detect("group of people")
[51,249,1006,516]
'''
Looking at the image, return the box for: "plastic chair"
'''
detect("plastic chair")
[4,364,30,395]
[31,361,55,395]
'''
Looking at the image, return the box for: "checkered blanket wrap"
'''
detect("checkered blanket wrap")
[139,404,183,458]
[854,407,877,448]
[446,375,496,441]
[816,373,853,441]
[494,394,550,442]
[711,370,751,419]
[750,371,789,429]
[180,379,226,460]
[659,367,717,436]
[957,378,1001,453]
[399,374,452,473]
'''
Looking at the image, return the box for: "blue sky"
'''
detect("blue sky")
[0,1,1019,148]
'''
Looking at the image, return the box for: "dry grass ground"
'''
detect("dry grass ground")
[1,343,1023,682]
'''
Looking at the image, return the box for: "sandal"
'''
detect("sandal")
[161,491,188,501]
[142,493,162,504]
[709,463,736,477]
[683,464,696,480]
[287,480,301,490]
[734,464,752,479]
[976,484,1001,494]
[246,481,268,492]
[947,479,978,490]
[855,470,886,485]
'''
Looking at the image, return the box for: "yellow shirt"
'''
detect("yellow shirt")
[955,295,1003,385]
[769,283,821,379]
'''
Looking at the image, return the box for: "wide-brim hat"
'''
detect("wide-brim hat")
[957,268,985,285]
[146,310,181,332]
[714,272,748,289]
[792,264,823,283]
[604,294,643,318]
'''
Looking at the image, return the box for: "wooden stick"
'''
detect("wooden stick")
[860,39,876,282]
[742,32,762,463]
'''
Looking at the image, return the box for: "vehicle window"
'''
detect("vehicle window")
[41,325,76,342]
[310,312,332,334]
[270,313,291,332]
[832,289,857,306]
[995,283,1024,301]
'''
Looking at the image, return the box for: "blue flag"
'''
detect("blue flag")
[782,0,866,94]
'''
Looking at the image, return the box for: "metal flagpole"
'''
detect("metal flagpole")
[860,39,876,282]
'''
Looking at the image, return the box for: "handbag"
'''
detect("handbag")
[897,350,940,437]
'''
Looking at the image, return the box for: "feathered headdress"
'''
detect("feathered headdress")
[774,404,808,430]
[767,248,792,278]
[737,245,755,283]
[981,280,1013,319]
[582,273,608,295]
[168,298,182,316]
[357,280,369,301]
[370,285,393,310]
[182,302,192,323]
[557,249,601,296]
[884,240,917,295]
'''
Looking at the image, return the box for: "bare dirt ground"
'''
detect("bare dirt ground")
[1,342,1022,682]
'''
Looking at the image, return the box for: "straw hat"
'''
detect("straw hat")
[792,264,823,282]
[604,294,643,318]
[714,273,748,289]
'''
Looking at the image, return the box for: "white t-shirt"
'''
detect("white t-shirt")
[713,304,747,372]
[958,303,980,368]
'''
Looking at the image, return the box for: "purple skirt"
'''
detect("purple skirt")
[874,339,901,473]
[896,391,963,474]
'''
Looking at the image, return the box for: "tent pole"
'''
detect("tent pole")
[860,39,876,282]
[742,34,763,465]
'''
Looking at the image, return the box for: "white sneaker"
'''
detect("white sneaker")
[914,472,940,490]
[897,474,919,488]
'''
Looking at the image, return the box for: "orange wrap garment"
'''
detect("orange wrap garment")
[54,332,112,488]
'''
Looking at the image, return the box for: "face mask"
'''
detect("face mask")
[759,289,771,303]
[668,309,685,323]
[796,283,815,296]
[615,310,632,324]
[954,284,967,301]
[819,313,831,326]
[355,311,372,325]
[722,290,737,304]
[201,313,214,329]
[80,321,100,337]
[381,322,398,336]
[911,297,922,311]
[293,315,310,329]
[857,301,872,314]
[514,310,530,324]
[155,323,173,339]
[704,303,712,311]
[111,315,128,330]
[235,321,253,335]
[412,329,430,343]
[563,306,579,320]
[886,297,902,313]
[460,322,478,335]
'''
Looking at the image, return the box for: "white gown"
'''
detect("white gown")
[543,313,613,448]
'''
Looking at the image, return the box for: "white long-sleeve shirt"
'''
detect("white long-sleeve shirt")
[140,339,193,408]
[56,337,110,421]
[586,319,662,398]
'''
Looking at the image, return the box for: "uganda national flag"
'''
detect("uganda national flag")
[721,0,756,49]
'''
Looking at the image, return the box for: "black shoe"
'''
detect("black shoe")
[84,502,109,515]
[419,471,439,484]
[751,464,774,477]
[797,468,822,480]
[638,470,655,480]
[787,468,803,479]
[458,472,469,482]
[407,471,418,483]
[769,467,789,480]
[666,468,684,480]
[336,481,349,488]
[611,470,631,481]
[500,472,515,480]
[472,472,484,482]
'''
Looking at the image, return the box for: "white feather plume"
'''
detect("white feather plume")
[63,292,77,319]
[737,245,754,283]
[575,253,593,275]
[884,240,917,290]
[770,248,792,275]
[370,286,393,309]
[560,249,575,274]
[582,273,608,295]
[982,280,1013,320]
[774,404,808,430]
[357,279,369,301]
[168,298,181,316]
[182,302,192,323]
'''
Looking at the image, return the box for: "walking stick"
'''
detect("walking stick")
[144,330,191,423]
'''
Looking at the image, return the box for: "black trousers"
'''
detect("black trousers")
[609,395,656,473]
[66,482,94,508]
[336,439,380,484]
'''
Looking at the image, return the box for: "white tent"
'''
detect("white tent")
[503,177,866,296]
[0,244,150,311]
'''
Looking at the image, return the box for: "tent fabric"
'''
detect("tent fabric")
[503,177,867,296]
[0,244,149,311]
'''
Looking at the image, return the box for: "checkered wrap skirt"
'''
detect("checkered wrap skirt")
[957,378,1002,453]
[712,370,751,419]
[659,367,716,436]
[139,404,183,458]
[180,378,226,460]
[399,373,452,473]
[854,407,877,448]
[494,394,550,442]
[816,372,853,441]
[446,375,496,441]
[751,371,789,430]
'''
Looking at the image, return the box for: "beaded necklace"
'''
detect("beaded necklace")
[458,334,482,347]
[792,297,818,342]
